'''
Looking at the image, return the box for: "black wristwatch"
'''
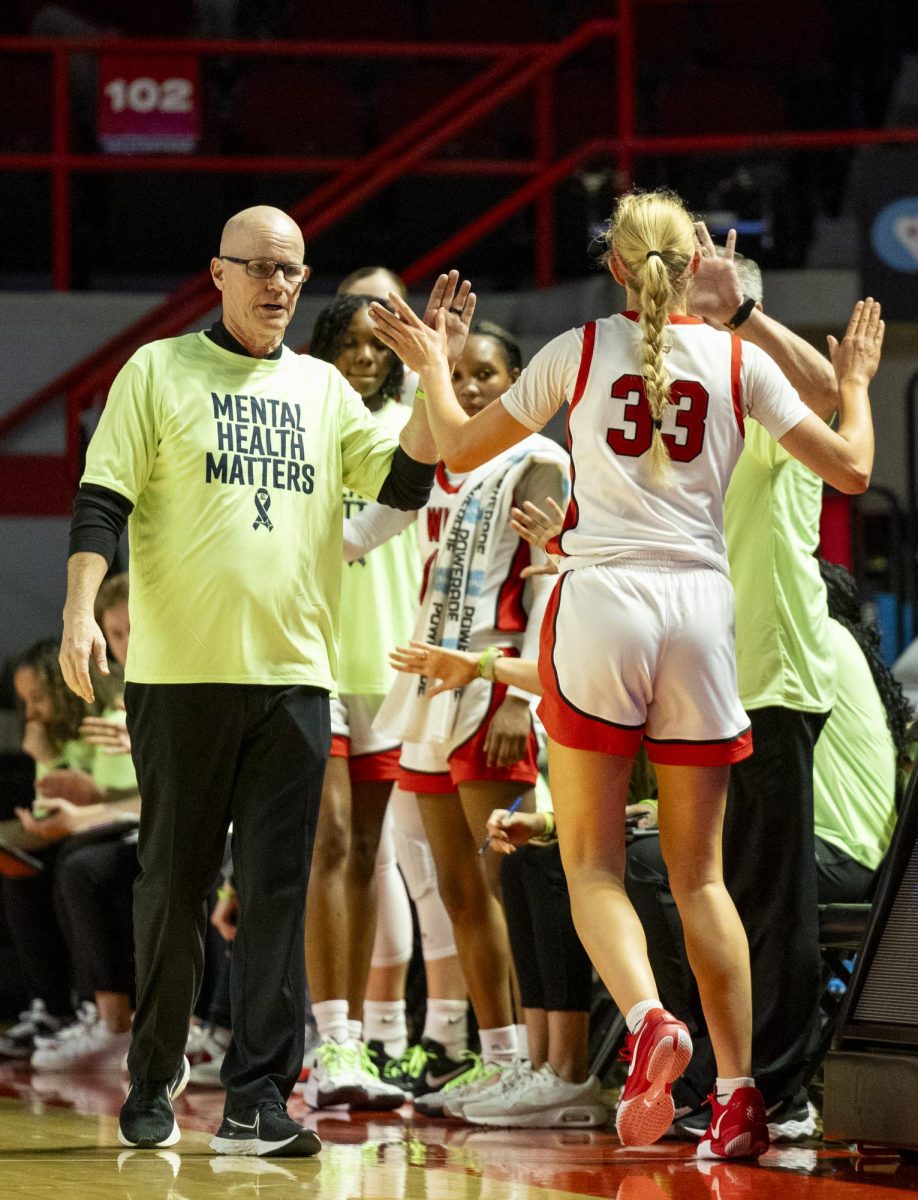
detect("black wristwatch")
[725,295,757,331]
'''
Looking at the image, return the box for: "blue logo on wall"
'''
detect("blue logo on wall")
[871,198,918,272]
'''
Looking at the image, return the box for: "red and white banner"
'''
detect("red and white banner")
[97,52,200,154]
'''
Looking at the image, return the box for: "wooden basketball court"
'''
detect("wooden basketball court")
[2,1064,917,1200]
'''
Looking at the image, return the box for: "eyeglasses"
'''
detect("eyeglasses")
[219,256,310,283]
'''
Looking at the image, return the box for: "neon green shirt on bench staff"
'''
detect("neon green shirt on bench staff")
[81,332,400,689]
[813,619,897,872]
[725,420,836,713]
[338,398,421,696]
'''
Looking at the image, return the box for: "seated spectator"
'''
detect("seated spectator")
[0,605,140,1067]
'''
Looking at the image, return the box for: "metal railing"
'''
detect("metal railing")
[1,7,918,521]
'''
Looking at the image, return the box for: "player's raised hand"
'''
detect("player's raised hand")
[827,299,884,387]
[422,270,476,366]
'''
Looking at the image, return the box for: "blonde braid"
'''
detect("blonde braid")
[638,255,674,480]
[601,189,696,484]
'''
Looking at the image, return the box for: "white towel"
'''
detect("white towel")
[375,437,568,748]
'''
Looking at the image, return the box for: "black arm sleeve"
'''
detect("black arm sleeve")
[375,445,437,512]
[68,483,133,564]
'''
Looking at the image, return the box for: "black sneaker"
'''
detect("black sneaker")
[365,1039,388,1073]
[210,1101,322,1157]
[384,1038,471,1097]
[765,1090,817,1141]
[0,1000,66,1059]
[118,1057,191,1148]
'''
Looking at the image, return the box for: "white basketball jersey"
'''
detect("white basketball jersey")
[501,312,810,576]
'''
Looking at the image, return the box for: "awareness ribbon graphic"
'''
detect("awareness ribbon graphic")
[253,488,274,531]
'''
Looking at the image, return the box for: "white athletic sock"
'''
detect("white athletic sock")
[513,1023,529,1061]
[347,1018,363,1046]
[478,1025,518,1064]
[423,999,468,1058]
[716,1075,755,1103]
[363,999,408,1058]
[312,999,350,1045]
[625,998,664,1035]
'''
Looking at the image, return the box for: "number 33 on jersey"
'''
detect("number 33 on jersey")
[499,311,812,576]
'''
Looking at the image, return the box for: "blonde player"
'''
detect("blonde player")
[368,188,881,1159]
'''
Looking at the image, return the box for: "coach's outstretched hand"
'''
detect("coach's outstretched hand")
[827,298,884,387]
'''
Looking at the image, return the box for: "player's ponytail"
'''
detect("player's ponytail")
[602,190,696,482]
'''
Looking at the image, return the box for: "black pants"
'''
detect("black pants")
[626,705,828,1109]
[1,840,76,1016]
[125,682,329,1115]
[813,836,875,904]
[501,841,592,1012]
[55,833,138,999]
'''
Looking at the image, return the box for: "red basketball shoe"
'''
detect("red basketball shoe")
[615,1008,693,1146]
[697,1087,770,1160]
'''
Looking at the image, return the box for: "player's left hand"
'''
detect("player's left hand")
[483,694,531,768]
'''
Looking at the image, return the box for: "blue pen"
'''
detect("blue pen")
[478,796,523,855]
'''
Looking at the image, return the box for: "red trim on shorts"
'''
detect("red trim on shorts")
[397,766,455,795]
[645,727,754,767]
[330,734,350,758]
[537,574,645,756]
[448,676,539,788]
[349,746,401,783]
[547,321,595,558]
[730,335,745,438]
[495,537,531,633]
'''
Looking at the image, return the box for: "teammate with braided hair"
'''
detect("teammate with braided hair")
[369,186,882,1159]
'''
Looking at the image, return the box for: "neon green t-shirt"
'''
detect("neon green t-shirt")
[813,620,897,871]
[82,332,399,688]
[724,421,836,712]
[338,399,421,695]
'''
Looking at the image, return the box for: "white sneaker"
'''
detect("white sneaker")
[349,1041,406,1111]
[31,1003,132,1072]
[463,1064,609,1128]
[299,1039,367,1109]
[443,1059,534,1119]
[186,1023,231,1087]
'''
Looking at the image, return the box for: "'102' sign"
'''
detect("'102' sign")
[97,52,200,153]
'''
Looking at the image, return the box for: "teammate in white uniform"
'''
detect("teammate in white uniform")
[368,188,881,1158]
[350,323,568,1112]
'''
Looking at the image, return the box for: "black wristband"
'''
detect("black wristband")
[725,295,756,331]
